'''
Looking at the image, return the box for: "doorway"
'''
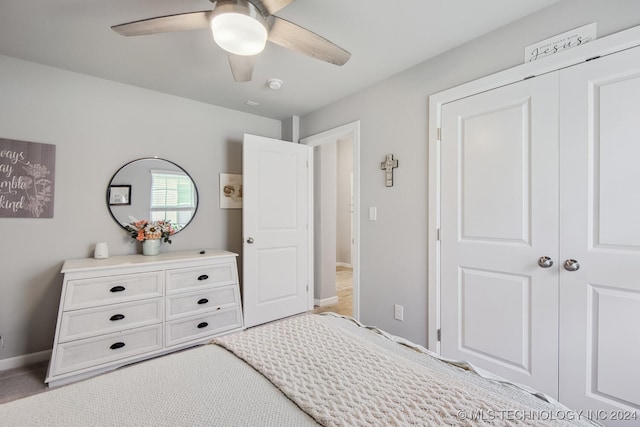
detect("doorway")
[301,121,360,320]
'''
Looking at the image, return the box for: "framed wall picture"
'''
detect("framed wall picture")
[219,173,242,209]
[0,137,56,218]
[108,185,131,206]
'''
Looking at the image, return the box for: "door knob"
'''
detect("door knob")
[563,259,580,272]
[246,237,254,244]
[538,256,553,268]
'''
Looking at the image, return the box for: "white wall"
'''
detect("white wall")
[299,0,640,345]
[0,55,280,361]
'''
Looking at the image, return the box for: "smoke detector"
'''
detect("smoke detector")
[267,78,283,90]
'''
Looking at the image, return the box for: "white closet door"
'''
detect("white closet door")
[440,73,560,397]
[559,47,640,417]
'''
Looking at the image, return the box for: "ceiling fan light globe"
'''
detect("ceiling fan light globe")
[211,13,268,56]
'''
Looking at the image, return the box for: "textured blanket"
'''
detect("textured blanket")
[213,314,594,427]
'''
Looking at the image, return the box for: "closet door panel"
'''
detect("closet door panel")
[461,104,530,243]
[459,268,532,370]
[559,46,640,417]
[440,73,559,397]
[597,75,640,247]
[593,288,640,406]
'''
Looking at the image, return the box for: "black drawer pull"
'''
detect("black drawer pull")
[197,274,209,281]
[110,285,126,293]
[110,314,125,321]
[197,298,209,305]
[197,322,208,329]
[110,342,126,350]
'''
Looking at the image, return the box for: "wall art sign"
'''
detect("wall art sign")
[219,173,242,209]
[0,137,56,218]
[524,23,597,63]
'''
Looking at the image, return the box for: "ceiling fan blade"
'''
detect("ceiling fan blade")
[111,11,212,36]
[267,16,350,66]
[254,0,296,16]
[228,54,256,82]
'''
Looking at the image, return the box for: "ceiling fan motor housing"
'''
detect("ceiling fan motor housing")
[210,0,269,56]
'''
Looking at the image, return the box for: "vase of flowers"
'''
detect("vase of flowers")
[125,219,176,256]
[142,238,161,256]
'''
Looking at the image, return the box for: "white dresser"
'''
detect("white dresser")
[46,249,243,387]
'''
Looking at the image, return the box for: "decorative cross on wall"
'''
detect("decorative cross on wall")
[380,154,398,187]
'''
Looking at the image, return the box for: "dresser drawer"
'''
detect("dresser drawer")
[58,298,163,343]
[52,325,163,376]
[166,285,238,321]
[166,263,236,294]
[64,272,163,310]
[165,307,242,347]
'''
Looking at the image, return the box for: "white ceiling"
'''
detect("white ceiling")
[0,0,561,120]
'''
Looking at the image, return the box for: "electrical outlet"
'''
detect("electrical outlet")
[394,304,404,321]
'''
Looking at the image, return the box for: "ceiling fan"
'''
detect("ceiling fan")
[111,0,351,82]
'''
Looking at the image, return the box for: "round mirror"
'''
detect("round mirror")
[107,158,198,233]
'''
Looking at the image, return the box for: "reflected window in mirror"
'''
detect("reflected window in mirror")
[150,169,197,228]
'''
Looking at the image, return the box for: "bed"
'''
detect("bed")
[0,313,598,426]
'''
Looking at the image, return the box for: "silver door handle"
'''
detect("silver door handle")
[246,237,254,244]
[563,259,580,272]
[538,256,553,268]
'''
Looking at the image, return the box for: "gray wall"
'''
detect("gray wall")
[0,55,280,361]
[299,0,640,345]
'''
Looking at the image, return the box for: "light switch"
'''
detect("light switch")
[369,207,377,221]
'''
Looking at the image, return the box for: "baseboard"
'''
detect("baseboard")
[0,349,51,371]
[336,262,352,268]
[314,296,339,307]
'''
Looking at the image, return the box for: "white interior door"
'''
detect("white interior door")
[242,134,311,328]
[559,46,640,418]
[440,73,560,397]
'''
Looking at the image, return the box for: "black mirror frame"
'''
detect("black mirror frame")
[106,157,199,234]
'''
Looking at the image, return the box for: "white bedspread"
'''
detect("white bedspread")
[213,313,596,427]
[0,344,318,426]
